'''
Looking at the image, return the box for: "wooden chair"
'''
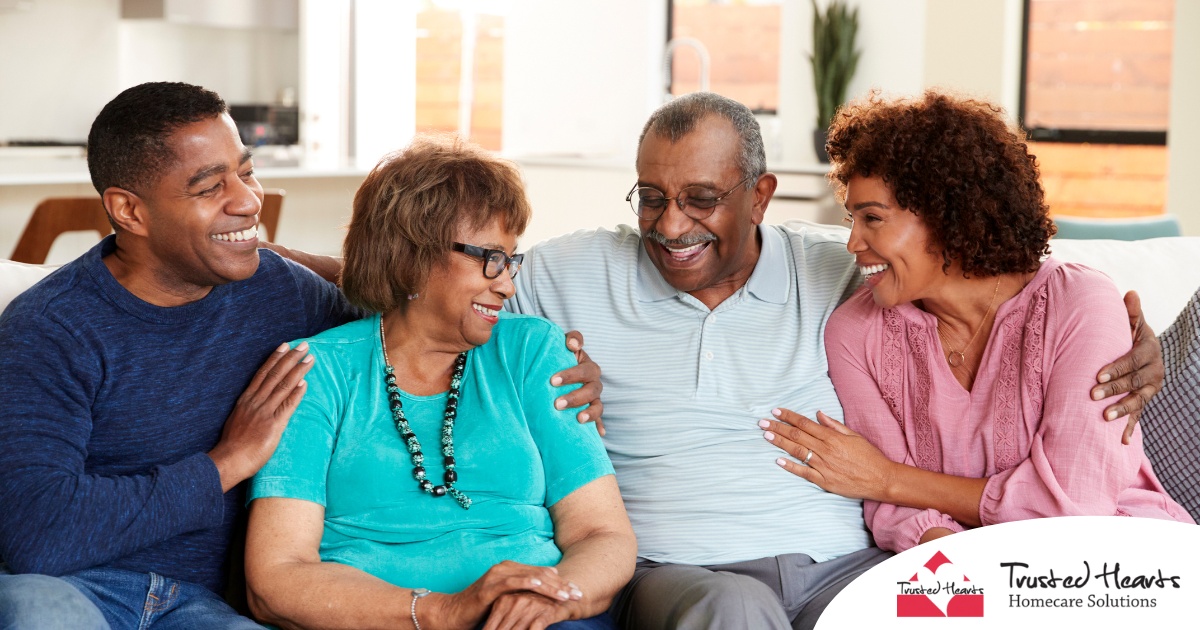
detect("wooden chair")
[9,189,286,264]
[10,197,111,264]
[258,189,284,243]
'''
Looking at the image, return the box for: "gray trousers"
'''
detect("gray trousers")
[611,546,890,630]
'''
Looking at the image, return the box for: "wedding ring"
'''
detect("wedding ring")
[803,449,814,465]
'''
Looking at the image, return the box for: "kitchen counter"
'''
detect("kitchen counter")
[0,146,831,186]
[0,147,373,262]
[0,147,371,186]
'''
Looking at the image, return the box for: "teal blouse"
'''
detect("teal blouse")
[249,312,614,593]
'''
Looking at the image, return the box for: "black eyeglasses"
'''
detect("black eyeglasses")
[626,175,754,221]
[451,242,524,279]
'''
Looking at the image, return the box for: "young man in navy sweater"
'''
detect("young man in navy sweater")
[0,81,356,629]
[0,82,599,629]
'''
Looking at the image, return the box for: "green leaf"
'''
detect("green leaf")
[809,0,860,127]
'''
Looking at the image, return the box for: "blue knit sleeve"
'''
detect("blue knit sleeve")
[0,311,224,576]
[271,251,365,336]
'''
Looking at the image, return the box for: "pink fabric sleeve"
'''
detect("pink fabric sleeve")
[825,294,965,553]
[980,266,1141,524]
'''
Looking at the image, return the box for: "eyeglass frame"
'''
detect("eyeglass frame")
[451,242,524,279]
[625,175,756,221]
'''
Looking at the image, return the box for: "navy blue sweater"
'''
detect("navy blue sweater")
[0,237,359,592]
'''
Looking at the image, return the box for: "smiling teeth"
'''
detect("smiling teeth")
[211,226,258,242]
[859,263,889,277]
[473,304,499,317]
[666,243,705,254]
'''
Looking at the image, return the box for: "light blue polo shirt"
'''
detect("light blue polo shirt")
[509,223,870,564]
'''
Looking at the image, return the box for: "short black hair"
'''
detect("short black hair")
[87,82,227,199]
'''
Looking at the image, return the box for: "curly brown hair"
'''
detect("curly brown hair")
[826,90,1055,277]
[341,135,531,313]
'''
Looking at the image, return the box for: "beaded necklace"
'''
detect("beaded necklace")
[380,317,472,510]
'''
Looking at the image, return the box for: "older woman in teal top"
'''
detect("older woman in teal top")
[245,137,635,630]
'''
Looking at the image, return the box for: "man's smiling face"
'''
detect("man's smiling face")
[635,115,766,308]
[138,114,265,293]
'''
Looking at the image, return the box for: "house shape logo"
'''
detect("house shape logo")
[897,550,985,617]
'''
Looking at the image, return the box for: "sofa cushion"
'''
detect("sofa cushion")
[0,259,56,314]
[1048,237,1200,335]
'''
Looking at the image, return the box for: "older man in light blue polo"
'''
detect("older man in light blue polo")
[506,91,1162,630]
[507,93,885,629]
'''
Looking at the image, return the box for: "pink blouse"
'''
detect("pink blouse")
[825,258,1194,553]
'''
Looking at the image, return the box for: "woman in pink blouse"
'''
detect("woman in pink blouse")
[764,91,1192,553]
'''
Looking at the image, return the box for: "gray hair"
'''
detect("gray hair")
[636,92,766,187]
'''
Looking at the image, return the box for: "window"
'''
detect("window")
[415,1,505,150]
[1020,0,1174,218]
[668,0,781,112]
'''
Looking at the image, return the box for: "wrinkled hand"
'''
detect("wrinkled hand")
[208,342,315,492]
[482,592,576,630]
[1091,291,1164,444]
[760,408,896,502]
[551,330,606,436]
[431,561,582,630]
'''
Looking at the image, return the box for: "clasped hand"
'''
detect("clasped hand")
[429,560,584,630]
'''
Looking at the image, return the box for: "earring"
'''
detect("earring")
[407,293,419,300]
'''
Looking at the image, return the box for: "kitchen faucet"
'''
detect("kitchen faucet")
[662,37,711,102]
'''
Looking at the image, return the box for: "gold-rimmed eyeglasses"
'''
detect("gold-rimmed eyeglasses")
[625,175,753,221]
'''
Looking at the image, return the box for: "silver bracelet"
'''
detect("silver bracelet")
[410,588,431,630]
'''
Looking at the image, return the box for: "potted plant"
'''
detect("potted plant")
[809,0,860,162]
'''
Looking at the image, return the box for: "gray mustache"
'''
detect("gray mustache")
[646,230,717,247]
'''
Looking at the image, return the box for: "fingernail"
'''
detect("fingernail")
[758,419,770,428]
[302,355,314,364]
[1091,389,1104,400]
[276,343,289,352]
[298,380,307,388]
[551,376,563,386]
[776,458,787,467]
[557,590,570,600]
[1106,409,1118,421]
[763,431,776,441]
[555,399,567,410]
[771,408,782,417]
[531,578,542,586]
[570,588,583,599]
[295,341,309,351]
[1098,373,1111,383]
[580,413,590,422]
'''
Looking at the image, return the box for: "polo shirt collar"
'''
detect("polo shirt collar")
[635,225,789,304]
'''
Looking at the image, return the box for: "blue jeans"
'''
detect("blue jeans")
[546,614,617,629]
[477,613,616,630]
[0,570,108,630]
[0,565,260,630]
